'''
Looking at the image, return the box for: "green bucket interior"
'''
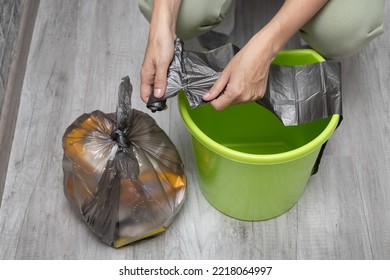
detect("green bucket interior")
[178,49,340,220]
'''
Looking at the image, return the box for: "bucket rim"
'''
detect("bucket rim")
[179,93,340,164]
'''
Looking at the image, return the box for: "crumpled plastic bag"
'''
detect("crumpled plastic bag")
[258,61,342,126]
[147,38,342,126]
[62,76,186,248]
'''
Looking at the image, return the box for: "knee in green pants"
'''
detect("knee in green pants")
[139,0,385,57]
[299,0,385,58]
[138,0,232,40]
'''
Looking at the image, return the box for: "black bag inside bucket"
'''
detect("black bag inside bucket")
[62,77,186,248]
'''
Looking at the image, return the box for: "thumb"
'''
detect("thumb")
[153,66,168,98]
[202,71,229,101]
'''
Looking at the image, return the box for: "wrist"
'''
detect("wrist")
[258,0,329,56]
[149,0,182,38]
[251,22,285,60]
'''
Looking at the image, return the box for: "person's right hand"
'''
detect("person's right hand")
[140,0,182,104]
[140,30,176,104]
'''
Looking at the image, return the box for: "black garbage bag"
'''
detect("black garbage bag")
[62,77,186,248]
[147,38,342,126]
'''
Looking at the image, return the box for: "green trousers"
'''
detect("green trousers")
[139,0,385,58]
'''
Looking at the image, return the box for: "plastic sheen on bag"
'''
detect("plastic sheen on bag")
[62,77,186,248]
[147,39,342,126]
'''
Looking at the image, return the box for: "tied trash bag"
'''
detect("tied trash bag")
[62,77,186,248]
[147,38,342,126]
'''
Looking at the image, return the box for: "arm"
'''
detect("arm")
[140,0,182,103]
[203,0,329,110]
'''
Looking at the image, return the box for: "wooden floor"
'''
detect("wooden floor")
[0,0,389,259]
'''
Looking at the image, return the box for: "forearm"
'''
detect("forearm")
[253,0,328,57]
[149,0,182,38]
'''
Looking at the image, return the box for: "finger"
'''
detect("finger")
[153,64,169,98]
[140,83,153,103]
[210,89,235,111]
[140,67,154,103]
[202,71,230,101]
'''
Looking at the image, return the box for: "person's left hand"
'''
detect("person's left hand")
[202,33,276,110]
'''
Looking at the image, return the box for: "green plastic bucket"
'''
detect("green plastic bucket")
[178,49,340,221]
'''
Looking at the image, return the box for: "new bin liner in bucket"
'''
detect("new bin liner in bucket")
[62,77,186,247]
[149,40,342,220]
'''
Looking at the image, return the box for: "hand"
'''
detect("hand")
[140,31,176,103]
[140,0,182,103]
[202,33,275,111]
[202,0,329,110]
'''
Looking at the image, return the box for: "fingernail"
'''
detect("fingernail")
[203,92,210,99]
[154,88,163,98]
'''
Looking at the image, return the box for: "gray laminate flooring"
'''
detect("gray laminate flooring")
[0,0,389,259]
